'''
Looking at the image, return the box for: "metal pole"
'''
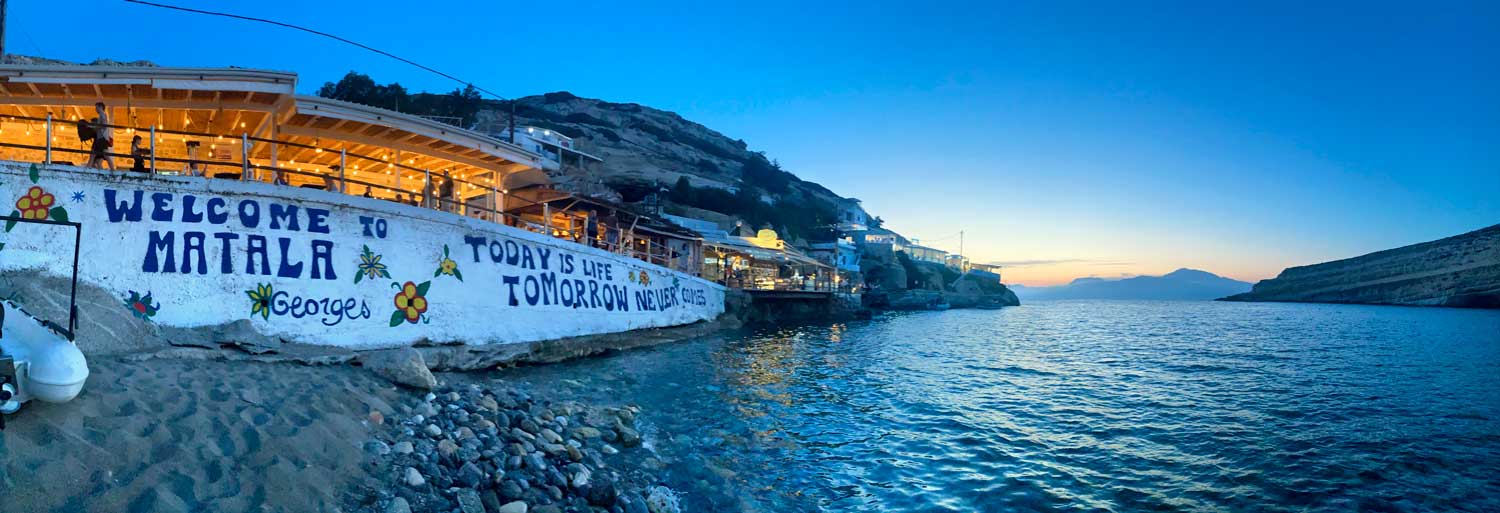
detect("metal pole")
[149,125,156,174]
[44,112,52,165]
[68,221,80,340]
[1,0,8,59]
[241,133,250,178]
[423,169,431,208]
[339,149,346,193]
[491,186,499,224]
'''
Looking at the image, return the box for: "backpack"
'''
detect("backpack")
[76,119,96,142]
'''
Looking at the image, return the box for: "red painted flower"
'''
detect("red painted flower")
[393,281,428,323]
[16,186,54,220]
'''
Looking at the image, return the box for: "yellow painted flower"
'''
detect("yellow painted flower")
[245,283,274,320]
[16,186,54,220]
[432,244,463,281]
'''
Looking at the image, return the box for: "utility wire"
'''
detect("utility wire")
[122,0,504,100]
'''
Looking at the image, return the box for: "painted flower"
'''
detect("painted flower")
[432,244,463,281]
[246,283,274,320]
[638,270,652,286]
[16,186,55,220]
[354,245,390,284]
[391,281,430,326]
[122,290,160,321]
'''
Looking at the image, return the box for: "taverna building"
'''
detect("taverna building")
[0,64,725,349]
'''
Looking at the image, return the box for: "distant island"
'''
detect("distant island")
[1010,268,1251,300]
[1221,224,1500,308]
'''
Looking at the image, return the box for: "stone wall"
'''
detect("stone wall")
[0,162,725,350]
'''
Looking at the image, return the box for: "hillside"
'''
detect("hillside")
[1221,224,1500,308]
[476,92,850,240]
[1012,269,1251,300]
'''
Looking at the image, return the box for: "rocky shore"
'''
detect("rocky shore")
[352,383,678,513]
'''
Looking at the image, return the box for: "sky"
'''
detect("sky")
[8,1,1497,285]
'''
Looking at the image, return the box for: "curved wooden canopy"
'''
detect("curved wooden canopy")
[0,64,544,189]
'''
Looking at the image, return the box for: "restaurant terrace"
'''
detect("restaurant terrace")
[0,63,696,271]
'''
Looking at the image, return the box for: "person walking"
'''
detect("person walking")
[87,102,116,170]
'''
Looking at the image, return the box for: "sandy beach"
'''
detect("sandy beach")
[1,356,404,513]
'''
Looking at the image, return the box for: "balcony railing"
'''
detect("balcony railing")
[0,113,698,276]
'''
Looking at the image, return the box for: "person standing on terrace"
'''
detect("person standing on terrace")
[130,135,149,173]
[87,102,116,170]
[438,170,455,213]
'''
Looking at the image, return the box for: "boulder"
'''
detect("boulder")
[360,347,437,389]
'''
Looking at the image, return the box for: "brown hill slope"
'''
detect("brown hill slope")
[475,92,853,240]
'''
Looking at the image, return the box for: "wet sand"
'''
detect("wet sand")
[0,357,408,513]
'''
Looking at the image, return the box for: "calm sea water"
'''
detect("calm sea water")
[493,300,1500,512]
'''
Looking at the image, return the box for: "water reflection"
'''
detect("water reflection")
[493,301,1500,512]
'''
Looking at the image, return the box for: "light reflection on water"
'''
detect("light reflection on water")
[494,300,1500,512]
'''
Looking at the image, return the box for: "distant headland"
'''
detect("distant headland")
[1221,224,1500,308]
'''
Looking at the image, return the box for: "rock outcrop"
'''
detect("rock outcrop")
[1221,224,1500,308]
[479,92,851,214]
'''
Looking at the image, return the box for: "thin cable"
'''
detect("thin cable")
[122,0,504,100]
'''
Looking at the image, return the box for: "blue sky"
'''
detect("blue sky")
[11,1,1497,284]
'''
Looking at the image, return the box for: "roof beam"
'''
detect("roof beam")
[279,123,520,174]
[0,95,277,113]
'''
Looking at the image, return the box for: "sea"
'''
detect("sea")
[497,300,1500,512]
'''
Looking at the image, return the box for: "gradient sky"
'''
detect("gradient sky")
[9,1,1497,285]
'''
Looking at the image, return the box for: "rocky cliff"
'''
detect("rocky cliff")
[479,93,848,211]
[1221,224,1500,308]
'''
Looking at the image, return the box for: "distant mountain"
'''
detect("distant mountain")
[1011,269,1252,300]
[1221,224,1500,308]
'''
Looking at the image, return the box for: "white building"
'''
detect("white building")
[492,126,603,172]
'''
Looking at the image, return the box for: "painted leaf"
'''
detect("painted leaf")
[28,164,39,183]
[49,207,69,223]
[354,271,364,284]
[452,268,464,282]
[416,281,431,297]
[4,210,17,232]
[0,242,6,251]
[443,244,450,257]
[388,310,406,327]
[433,268,441,278]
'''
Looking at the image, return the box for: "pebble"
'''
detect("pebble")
[424,424,442,437]
[393,441,414,455]
[364,440,391,457]
[458,461,485,488]
[368,410,385,425]
[404,467,425,487]
[423,393,436,402]
[456,488,485,513]
[436,439,458,460]
[617,427,642,447]
[386,497,412,513]
[500,479,525,500]
[497,500,529,513]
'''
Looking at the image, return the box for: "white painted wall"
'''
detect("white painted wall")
[0,162,725,349]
